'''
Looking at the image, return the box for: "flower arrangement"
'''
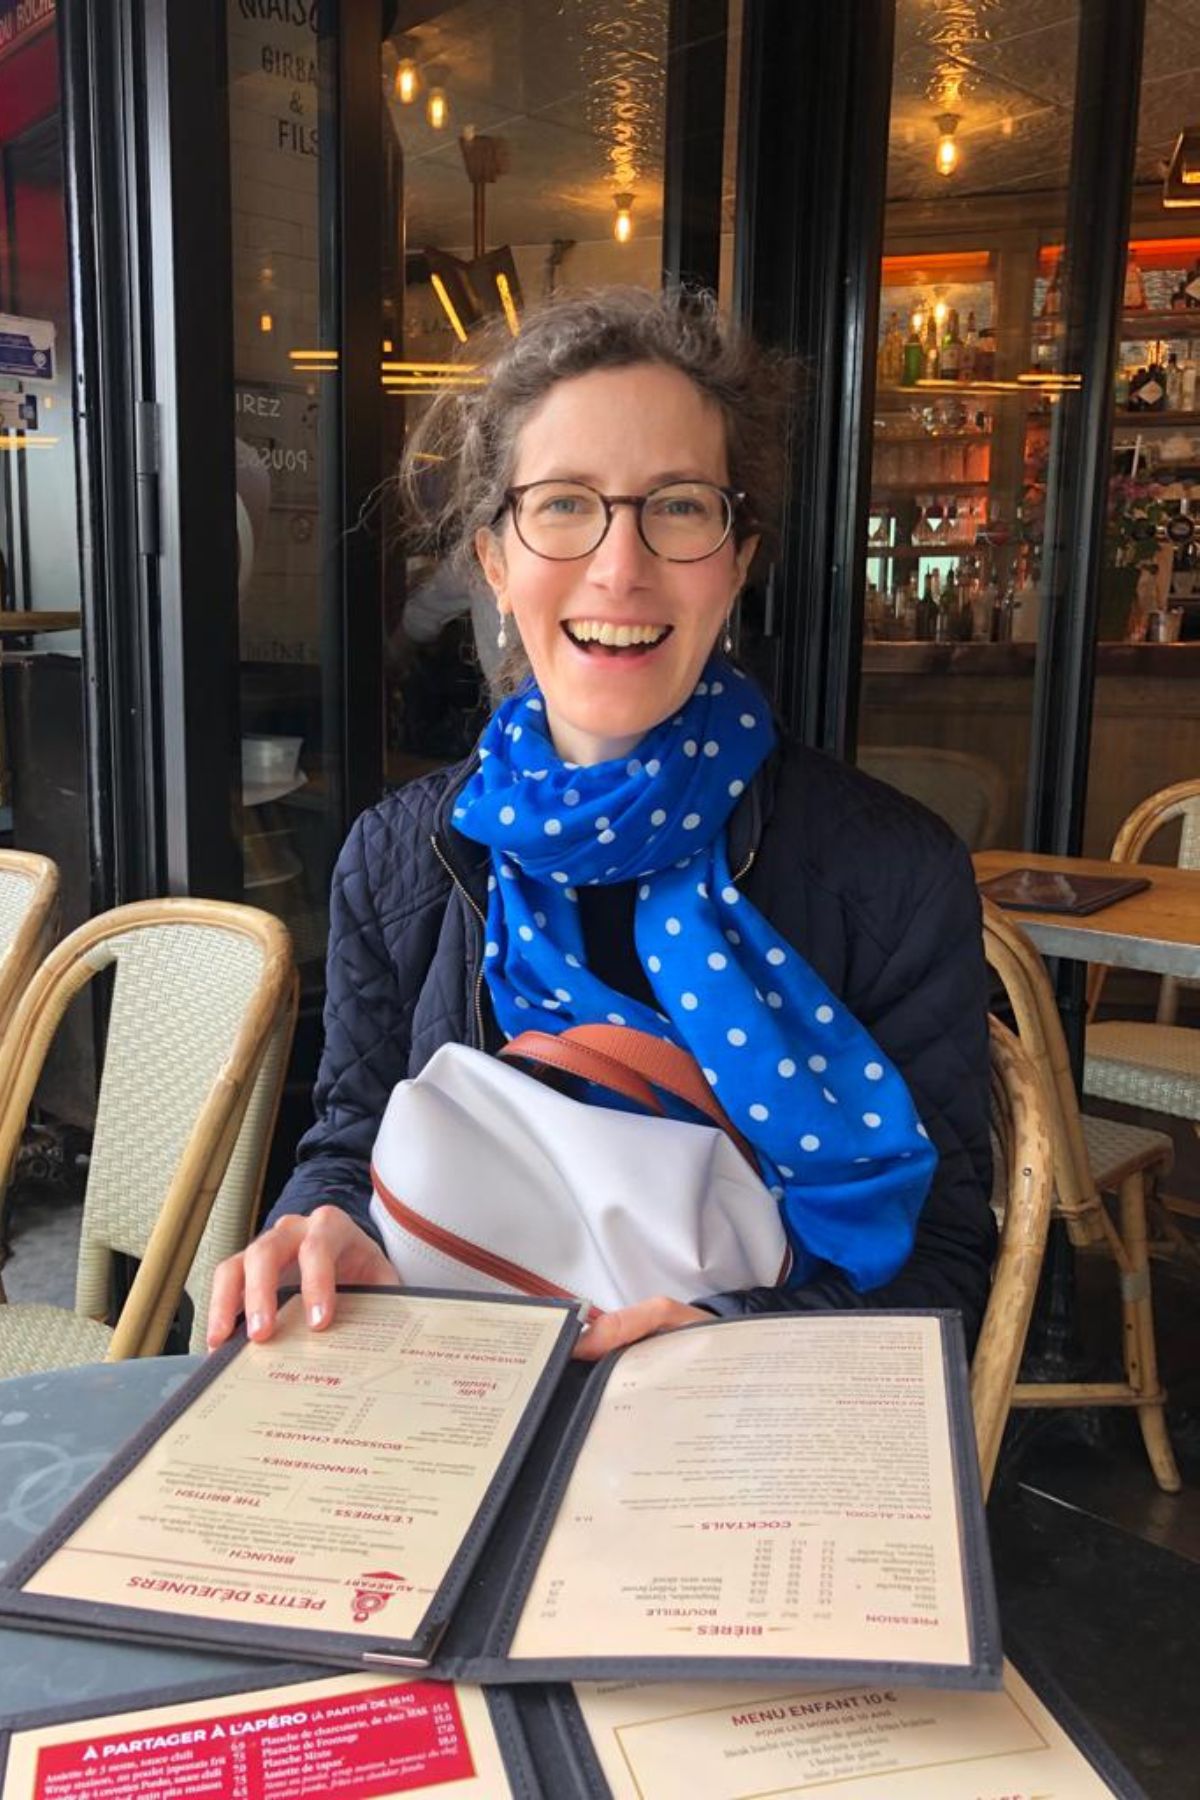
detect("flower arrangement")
[1101,476,1166,639]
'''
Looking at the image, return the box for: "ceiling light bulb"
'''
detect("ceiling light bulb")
[426,86,448,130]
[934,112,960,178]
[394,59,419,104]
[613,192,635,245]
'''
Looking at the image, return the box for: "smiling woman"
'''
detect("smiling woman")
[207,287,996,1369]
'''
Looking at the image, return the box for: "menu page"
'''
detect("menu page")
[509,1314,973,1668]
[23,1292,568,1644]
[1,1674,513,1800]
[572,1662,1124,1799]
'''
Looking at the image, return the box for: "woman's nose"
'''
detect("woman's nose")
[586,502,654,589]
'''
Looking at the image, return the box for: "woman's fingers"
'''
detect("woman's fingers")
[205,1209,397,1351]
[572,1296,711,1362]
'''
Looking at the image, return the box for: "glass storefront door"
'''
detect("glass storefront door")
[0,0,94,1124]
[855,0,1082,855]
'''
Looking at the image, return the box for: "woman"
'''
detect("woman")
[207,288,994,1360]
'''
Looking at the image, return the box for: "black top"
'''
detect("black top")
[576,882,658,1010]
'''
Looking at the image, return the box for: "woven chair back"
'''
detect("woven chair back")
[0,898,296,1359]
[856,745,1008,849]
[1088,776,1200,1023]
[981,899,1108,1250]
[971,1015,1052,1496]
[0,851,59,1040]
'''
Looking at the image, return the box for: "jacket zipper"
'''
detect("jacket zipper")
[430,833,488,1049]
[732,847,756,884]
[371,1165,592,1309]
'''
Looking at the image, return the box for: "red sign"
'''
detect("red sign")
[0,0,57,70]
[33,1681,475,1800]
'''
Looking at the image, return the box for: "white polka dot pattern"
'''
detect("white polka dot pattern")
[452,655,938,1292]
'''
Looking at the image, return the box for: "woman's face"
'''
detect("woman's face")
[476,363,758,766]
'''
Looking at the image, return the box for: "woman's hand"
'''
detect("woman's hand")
[206,1207,396,1350]
[572,1296,711,1361]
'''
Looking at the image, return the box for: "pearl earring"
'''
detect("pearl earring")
[722,612,734,655]
[497,614,509,650]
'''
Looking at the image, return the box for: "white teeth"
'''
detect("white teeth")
[565,621,668,647]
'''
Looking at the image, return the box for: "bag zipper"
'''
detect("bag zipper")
[371,1165,596,1314]
[430,833,488,1049]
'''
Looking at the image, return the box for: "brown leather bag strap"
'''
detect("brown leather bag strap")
[502,1030,666,1117]
[502,1024,758,1170]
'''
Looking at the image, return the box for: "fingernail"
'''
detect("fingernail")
[309,1303,326,1329]
[248,1311,265,1336]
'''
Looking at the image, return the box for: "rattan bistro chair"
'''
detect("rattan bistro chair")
[0,899,297,1375]
[982,900,1181,1491]
[1083,779,1200,1178]
[971,1016,1053,1498]
[0,850,59,1040]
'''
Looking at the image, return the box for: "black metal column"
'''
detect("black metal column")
[59,0,162,908]
[732,0,894,754]
[1025,0,1147,858]
[141,0,241,900]
[662,0,728,294]
[319,0,384,834]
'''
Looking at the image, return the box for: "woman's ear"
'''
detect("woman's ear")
[733,533,760,590]
[475,527,507,602]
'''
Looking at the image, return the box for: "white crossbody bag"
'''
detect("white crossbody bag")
[368,1024,790,1316]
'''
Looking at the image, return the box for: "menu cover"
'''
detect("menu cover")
[0,1291,1001,1691]
[540,1656,1148,1799]
[0,1668,544,1800]
[978,868,1151,916]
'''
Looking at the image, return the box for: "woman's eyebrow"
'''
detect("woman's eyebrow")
[528,468,722,487]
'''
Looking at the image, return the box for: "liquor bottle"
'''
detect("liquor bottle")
[976,325,996,380]
[923,314,940,381]
[1171,276,1189,312]
[1166,352,1183,412]
[1123,249,1148,311]
[1182,355,1198,411]
[940,309,962,381]
[1129,364,1166,411]
[1114,363,1131,409]
[1041,258,1062,319]
[992,580,1014,643]
[902,320,924,386]
[879,312,904,384]
[1186,258,1200,309]
[916,571,937,641]
[960,311,978,382]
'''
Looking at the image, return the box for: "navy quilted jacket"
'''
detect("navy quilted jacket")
[267,740,997,1345]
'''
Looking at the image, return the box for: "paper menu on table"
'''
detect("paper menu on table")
[572,1661,1133,1799]
[0,1673,514,1800]
[21,1291,569,1643]
[509,1312,975,1670]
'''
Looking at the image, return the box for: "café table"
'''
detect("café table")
[0,1356,287,1721]
[973,849,1200,982]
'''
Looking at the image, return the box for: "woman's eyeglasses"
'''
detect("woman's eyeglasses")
[499,480,745,563]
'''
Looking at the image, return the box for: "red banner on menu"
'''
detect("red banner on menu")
[32,1681,474,1800]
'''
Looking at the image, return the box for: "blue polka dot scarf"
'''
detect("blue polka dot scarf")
[453,658,938,1293]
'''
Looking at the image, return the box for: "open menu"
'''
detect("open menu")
[0,1661,1145,1800]
[0,1291,1000,1690]
[558,1660,1148,1798]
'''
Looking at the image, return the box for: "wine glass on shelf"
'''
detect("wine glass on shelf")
[912,496,930,545]
[944,498,959,545]
[925,498,944,544]
[869,506,890,546]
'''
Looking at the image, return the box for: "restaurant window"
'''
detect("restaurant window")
[1081,0,1200,873]
[855,0,1080,855]
[379,0,675,783]
[226,2,346,988]
[0,1,94,1128]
